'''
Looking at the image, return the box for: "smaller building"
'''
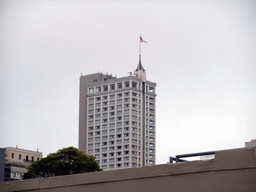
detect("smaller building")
[0,146,43,182]
[245,139,256,148]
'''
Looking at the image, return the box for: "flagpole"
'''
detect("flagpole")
[139,34,141,56]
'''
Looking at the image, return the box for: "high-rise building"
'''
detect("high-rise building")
[79,58,156,170]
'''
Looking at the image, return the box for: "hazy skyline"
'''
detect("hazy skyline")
[1,0,256,164]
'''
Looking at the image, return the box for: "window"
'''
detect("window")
[102,113,108,117]
[109,135,115,139]
[149,149,155,153]
[110,94,115,99]
[95,148,100,153]
[102,136,107,140]
[19,154,21,160]
[124,115,129,120]
[109,152,114,157]
[116,122,122,127]
[95,114,101,118]
[89,98,94,103]
[149,143,155,147]
[117,111,122,115]
[110,100,115,105]
[88,138,93,142]
[109,147,115,151]
[102,142,107,146]
[12,153,14,158]
[103,107,108,112]
[132,81,137,88]
[89,88,94,94]
[110,84,115,90]
[132,92,137,97]
[124,98,130,102]
[109,141,115,145]
[103,101,107,106]
[103,96,108,100]
[117,105,122,109]
[89,104,94,108]
[96,96,101,101]
[149,86,154,93]
[117,99,122,103]
[96,86,101,93]
[102,165,107,170]
[117,93,122,97]
[88,149,93,155]
[124,92,129,96]
[103,85,108,91]
[117,128,122,132]
[125,81,130,87]
[95,137,100,141]
[95,108,100,113]
[88,144,93,148]
[95,125,100,130]
[109,158,115,163]
[124,139,129,143]
[117,134,122,138]
[124,104,129,108]
[89,109,94,114]
[95,142,100,147]
[110,129,115,133]
[124,163,129,167]
[102,159,107,163]
[124,109,129,114]
[117,83,122,89]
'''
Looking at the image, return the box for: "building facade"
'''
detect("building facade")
[0,147,43,182]
[79,60,156,170]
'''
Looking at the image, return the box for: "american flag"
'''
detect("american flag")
[140,36,147,43]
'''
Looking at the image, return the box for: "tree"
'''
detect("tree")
[23,147,102,179]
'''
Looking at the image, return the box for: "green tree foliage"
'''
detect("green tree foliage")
[23,147,102,179]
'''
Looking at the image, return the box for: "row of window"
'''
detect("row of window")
[88,81,155,94]
[10,153,40,162]
[101,162,139,170]
[88,103,141,110]
[91,151,155,160]
[88,93,155,103]
[87,135,155,142]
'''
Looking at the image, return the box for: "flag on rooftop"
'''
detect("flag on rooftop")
[140,36,147,43]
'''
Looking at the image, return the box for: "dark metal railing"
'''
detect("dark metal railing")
[169,151,215,163]
[169,146,256,163]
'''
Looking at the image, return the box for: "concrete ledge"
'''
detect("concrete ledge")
[1,147,256,192]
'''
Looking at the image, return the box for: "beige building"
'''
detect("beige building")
[1,147,42,181]
[79,58,156,170]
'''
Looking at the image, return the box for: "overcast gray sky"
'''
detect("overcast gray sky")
[1,0,256,164]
